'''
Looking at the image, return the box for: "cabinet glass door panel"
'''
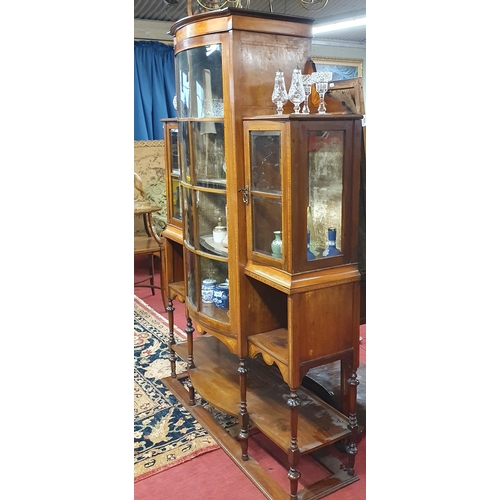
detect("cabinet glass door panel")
[251,196,282,258]
[192,122,226,188]
[170,128,179,175]
[248,128,283,260]
[307,130,344,259]
[250,131,282,194]
[169,127,182,222]
[171,178,182,221]
[196,190,227,255]
[176,44,223,120]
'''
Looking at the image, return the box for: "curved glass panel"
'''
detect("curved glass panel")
[192,121,226,188]
[183,187,195,248]
[176,44,223,119]
[185,249,196,307]
[198,255,229,324]
[196,190,227,254]
[179,122,191,185]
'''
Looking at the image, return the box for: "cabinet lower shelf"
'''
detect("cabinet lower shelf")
[162,336,358,500]
[170,336,351,454]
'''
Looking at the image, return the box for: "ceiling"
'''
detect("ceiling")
[134,0,366,46]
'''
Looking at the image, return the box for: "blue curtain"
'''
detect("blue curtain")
[134,41,177,140]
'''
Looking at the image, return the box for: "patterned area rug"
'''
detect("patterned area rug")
[134,296,220,481]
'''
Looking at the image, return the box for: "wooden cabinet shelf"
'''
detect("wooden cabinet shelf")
[174,336,351,455]
[248,328,289,376]
[168,280,185,301]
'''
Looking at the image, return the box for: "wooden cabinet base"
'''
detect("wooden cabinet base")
[161,337,359,500]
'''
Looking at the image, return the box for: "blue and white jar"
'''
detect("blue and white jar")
[213,283,229,309]
[201,278,217,303]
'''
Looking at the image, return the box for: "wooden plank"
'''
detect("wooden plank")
[175,337,351,454]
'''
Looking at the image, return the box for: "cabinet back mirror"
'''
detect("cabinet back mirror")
[307,129,344,259]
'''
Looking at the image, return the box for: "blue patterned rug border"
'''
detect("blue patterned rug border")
[134,297,218,481]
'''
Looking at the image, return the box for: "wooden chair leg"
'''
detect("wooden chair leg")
[148,253,155,295]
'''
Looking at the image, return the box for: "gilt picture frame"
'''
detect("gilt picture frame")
[312,57,363,81]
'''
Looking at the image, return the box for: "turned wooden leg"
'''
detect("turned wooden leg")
[340,358,350,414]
[345,364,359,476]
[237,358,249,461]
[287,388,301,498]
[185,315,196,405]
[166,298,177,346]
[166,298,177,378]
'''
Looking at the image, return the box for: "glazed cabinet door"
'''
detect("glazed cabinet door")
[243,120,289,267]
[176,42,230,326]
[243,115,362,275]
[164,121,182,228]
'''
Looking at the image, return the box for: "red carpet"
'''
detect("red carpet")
[134,256,366,499]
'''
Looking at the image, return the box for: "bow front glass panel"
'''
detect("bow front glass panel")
[177,42,229,324]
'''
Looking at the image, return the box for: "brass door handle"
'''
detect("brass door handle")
[238,186,249,205]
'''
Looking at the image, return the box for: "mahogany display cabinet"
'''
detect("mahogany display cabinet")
[160,8,363,500]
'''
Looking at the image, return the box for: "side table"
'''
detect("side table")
[134,205,167,310]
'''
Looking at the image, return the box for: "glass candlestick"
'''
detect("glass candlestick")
[307,230,316,260]
[311,71,332,114]
[271,69,288,115]
[288,66,306,114]
[301,74,312,114]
